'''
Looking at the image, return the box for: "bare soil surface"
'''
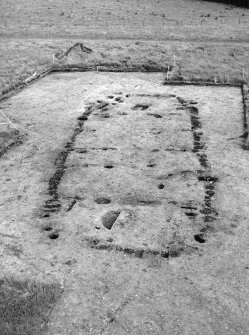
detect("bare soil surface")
[1,72,249,334]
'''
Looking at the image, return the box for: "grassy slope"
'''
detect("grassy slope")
[0,277,62,335]
[0,0,249,94]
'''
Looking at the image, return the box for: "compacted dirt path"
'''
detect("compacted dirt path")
[1,72,249,334]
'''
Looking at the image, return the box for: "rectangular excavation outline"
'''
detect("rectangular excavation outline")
[1,69,249,259]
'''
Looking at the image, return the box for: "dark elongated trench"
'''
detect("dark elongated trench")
[177,97,219,242]
[40,104,94,218]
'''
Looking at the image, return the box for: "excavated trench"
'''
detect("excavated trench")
[34,72,246,259]
[41,104,94,218]
[2,72,249,335]
[176,98,219,243]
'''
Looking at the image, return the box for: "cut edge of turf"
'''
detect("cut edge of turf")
[0,63,247,104]
[0,40,248,103]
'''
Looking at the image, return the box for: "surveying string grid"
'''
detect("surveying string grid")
[0,109,18,131]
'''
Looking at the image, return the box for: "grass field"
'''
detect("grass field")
[1,0,249,40]
[0,0,249,95]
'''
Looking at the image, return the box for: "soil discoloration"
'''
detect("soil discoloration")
[177,96,219,238]
[66,199,77,212]
[242,84,249,149]
[95,197,112,204]
[132,103,150,111]
[147,113,163,118]
[85,236,197,259]
[41,103,95,218]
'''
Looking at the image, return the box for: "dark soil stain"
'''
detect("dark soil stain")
[66,199,77,212]
[185,212,198,218]
[77,115,88,121]
[194,234,206,243]
[0,137,24,158]
[95,197,111,204]
[132,104,150,111]
[241,85,249,149]
[157,170,197,180]
[49,232,59,240]
[180,201,199,219]
[97,102,109,110]
[169,112,182,116]
[176,96,219,240]
[75,148,88,154]
[43,226,53,231]
[147,113,163,118]
[86,236,198,259]
[136,93,175,99]
[41,103,95,218]
[137,199,160,206]
[115,97,123,102]
[120,195,161,207]
[101,114,110,118]
[101,147,117,151]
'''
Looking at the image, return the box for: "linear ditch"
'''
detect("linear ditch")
[40,103,95,219]
[241,84,249,149]
[177,97,219,242]
[85,236,198,259]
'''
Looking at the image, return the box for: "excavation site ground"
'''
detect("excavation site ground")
[1,71,249,334]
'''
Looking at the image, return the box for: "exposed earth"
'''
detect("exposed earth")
[1,72,249,334]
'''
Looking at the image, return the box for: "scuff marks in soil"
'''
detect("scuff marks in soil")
[40,103,94,218]
[177,97,219,240]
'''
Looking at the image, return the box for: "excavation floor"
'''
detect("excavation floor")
[0,72,249,334]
